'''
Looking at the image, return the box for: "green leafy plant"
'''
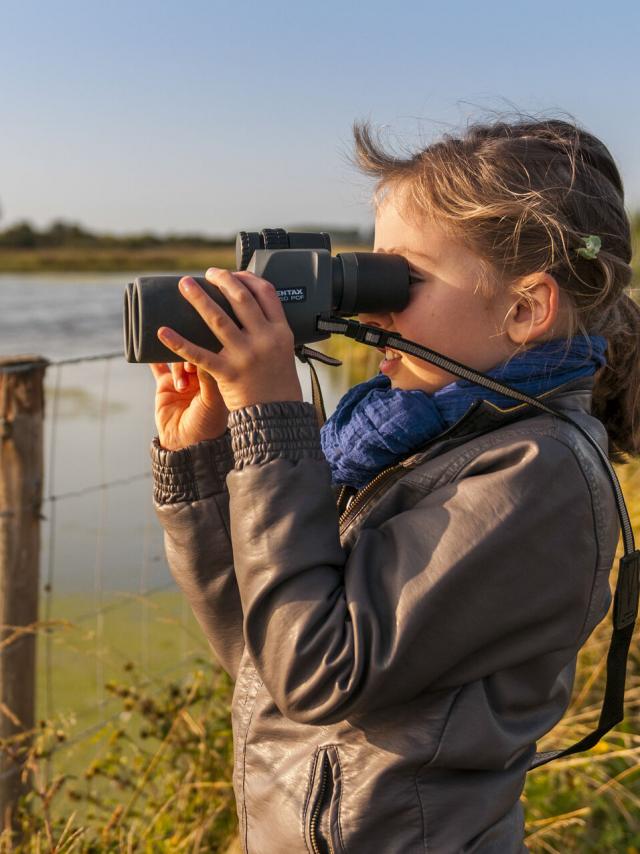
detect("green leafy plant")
[1,661,237,852]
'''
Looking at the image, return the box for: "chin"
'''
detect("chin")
[400,377,440,394]
[390,378,414,391]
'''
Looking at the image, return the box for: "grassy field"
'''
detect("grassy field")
[32,590,210,804]
[0,245,240,273]
[37,589,209,730]
[0,243,368,273]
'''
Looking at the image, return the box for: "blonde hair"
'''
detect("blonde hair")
[351,115,640,463]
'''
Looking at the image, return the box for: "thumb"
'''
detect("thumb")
[197,367,227,409]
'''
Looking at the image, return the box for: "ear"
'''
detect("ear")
[504,273,562,345]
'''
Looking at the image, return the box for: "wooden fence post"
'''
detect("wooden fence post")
[0,356,47,830]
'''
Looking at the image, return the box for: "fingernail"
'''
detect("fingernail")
[158,327,176,343]
[176,378,187,391]
[180,277,195,293]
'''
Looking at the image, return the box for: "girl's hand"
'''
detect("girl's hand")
[150,359,230,451]
[155,268,303,413]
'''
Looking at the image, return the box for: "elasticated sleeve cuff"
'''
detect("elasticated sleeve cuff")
[228,401,324,469]
[150,432,235,504]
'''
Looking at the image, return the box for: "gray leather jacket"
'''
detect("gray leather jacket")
[150,376,619,854]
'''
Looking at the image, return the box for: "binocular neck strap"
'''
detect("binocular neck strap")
[313,314,639,770]
[294,344,343,427]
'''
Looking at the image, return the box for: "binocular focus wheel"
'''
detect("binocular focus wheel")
[237,229,289,268]
[237,231,258,269]
[261,228,288,251]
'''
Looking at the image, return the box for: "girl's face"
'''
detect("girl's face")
[359,193,517,393]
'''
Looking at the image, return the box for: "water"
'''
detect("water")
[0,273,129,360]
[0,273,348,594]
[0,273,352,727]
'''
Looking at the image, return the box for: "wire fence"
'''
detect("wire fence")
[0,336,347,812]
[0,351,211,789]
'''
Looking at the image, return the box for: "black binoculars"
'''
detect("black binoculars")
[123,228,411,363]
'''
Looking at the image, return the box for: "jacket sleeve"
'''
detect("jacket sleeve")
[225,400,614,725]
[151,432,244,680]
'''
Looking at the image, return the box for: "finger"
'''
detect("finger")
[170,361,188,392]
[157,326,223,376]
[204,267,267,330]
[232,270,288,324]
[179,277,244,349]
[149,362,170,381]
[184,361,197,373]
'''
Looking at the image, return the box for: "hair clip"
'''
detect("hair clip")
[577,235,602,260]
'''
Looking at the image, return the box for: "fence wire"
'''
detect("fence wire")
[0,351,210,786]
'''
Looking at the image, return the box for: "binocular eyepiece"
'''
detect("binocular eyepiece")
[124,228,411,363]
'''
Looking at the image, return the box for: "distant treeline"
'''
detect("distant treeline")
[0,216,637,253]
[0,220,373,249]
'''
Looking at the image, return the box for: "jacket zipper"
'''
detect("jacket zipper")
[335,401,485,528]
[309,758,334,854]
[338,463,405,531]
[336,484,349,516]
[335,400,507,528]
[336,382,592,529]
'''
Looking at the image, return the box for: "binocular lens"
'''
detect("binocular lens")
[333,253,409,316]
[123,283,134,362]
[124,277,240,363]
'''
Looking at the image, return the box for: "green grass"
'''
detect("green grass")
[40,590,207,709]
[35,590,209,781]
[10,658,237,852]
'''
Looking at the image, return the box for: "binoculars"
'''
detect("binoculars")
[123,228,412,363]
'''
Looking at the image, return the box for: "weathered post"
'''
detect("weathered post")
[0,356,47,830]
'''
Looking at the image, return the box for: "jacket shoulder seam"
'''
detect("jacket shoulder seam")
[402,419,566,493]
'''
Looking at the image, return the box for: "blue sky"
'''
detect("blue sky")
[0,0,638,236]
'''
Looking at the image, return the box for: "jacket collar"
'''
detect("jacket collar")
[400,375,595,467]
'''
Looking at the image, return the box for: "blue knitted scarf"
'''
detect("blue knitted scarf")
[320,336,607,489]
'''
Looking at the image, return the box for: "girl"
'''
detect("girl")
[148,116,639,853]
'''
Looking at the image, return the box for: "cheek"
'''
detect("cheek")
[395,288,462,334]
[394,290,498,355]
[445,286,497,327]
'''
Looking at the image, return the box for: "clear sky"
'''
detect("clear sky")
[1,0,638,236]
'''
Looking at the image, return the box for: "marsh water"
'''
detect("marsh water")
[0,273,354,727]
